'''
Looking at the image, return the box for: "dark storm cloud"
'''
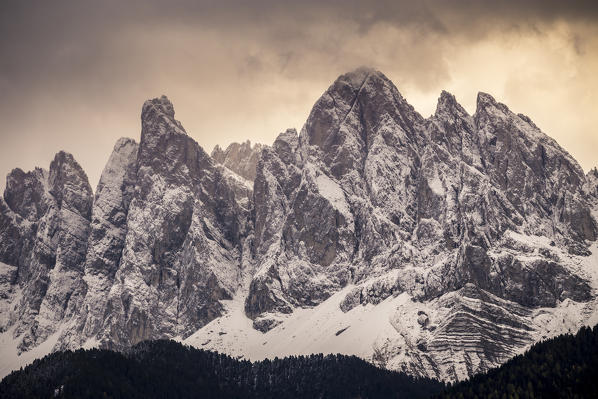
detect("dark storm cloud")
[0,0,597,190]
[2,0,597,84]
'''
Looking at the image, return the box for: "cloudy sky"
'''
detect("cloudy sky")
[1,0,597,189]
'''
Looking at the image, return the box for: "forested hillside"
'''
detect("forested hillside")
[0,340,443,398]
[3,323,598,398]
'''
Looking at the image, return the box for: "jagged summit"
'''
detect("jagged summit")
[336,66,379,87]
[48,151,93,220]
[475,91,515,117]
[434,90,470,118]
[475,91,499,106]
[273,128,299,154]
[112,136,137,150]
[301,67,423,180]
[437,90,458,106]
[3,167,48,222]
[141,95,186,138]
[211,140,265,181]
[1,69,597,382]
[321,67,410,108]
[142,95,175,118]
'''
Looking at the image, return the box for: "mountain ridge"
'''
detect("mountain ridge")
[1,68,597,382]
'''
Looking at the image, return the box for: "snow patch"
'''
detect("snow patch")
[305,164,352,220]
[0,325,65,379]
[428,175,444,197]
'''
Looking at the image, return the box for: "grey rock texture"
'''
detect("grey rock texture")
[241,68,598,379]
[212,140,265,182]
[385,283,536,378]
[246,69,595,319]
[1,96,251,354]
[0,152,93,353]
[1,69,597,382]
[585,168,598,207]
[59,137,139,348]
[88,96,249,349]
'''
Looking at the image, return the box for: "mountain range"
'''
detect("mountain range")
[1,67,597,382]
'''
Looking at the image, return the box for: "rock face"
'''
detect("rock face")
[96,96,249,349]
[585,168,598,209]
[212,140,265,182]
[1,69,597,382]
[1,96,251,355]
[62,137,139,347]
[246,69,594,315]
[242,68,597,378]
[0,152,93,353]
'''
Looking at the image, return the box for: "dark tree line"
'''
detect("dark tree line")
[4,323,598,398]
[0,340,443,398]
[436,324,598,399]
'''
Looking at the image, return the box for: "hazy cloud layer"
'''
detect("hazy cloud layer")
[1,0,597,189]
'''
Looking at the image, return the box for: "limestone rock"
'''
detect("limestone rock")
[1,70,597,383]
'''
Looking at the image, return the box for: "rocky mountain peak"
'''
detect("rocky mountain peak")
[0,149,94,353]
[48,151,93,220]
[93,137,138,216]
[3,167,48,221]
[337,66,377,87]
[476,91,498,107]
[436,89,457,107]
[301,67,422,179]
[77,94,254,350]
[142,95,175,119]
[435,90,469,119]
[242,69,598,380]
[1,69,597,383]
[211,140,264,181]
[272,128,299,164]
[141,95,186,140]
[274,128,298,146]
[112,136,138,153]
[471,89,596,244]
[302,67,394,149]
[211,144,223,157]
[474,91,518,125]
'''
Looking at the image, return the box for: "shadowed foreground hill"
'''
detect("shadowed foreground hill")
[2,325,598,398]
[0,340,443,399]
[436,324,598,399]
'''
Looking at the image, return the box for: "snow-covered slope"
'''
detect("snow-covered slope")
[184,239,598,382]
[0,69,597,382]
